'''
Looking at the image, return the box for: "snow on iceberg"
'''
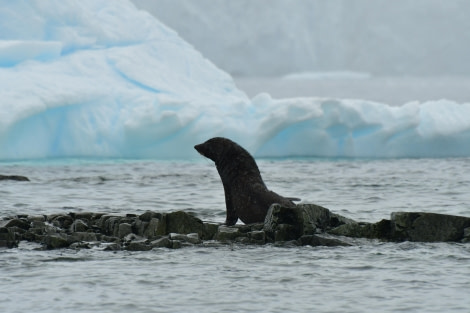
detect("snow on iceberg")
[0,0,469,160]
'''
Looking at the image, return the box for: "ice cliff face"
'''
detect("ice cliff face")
[0,0,469,160]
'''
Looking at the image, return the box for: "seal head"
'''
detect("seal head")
[195,137,297,225]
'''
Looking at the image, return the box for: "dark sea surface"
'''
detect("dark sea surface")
[1,157,469,312]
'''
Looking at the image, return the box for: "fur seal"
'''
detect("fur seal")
[194,137,298,225]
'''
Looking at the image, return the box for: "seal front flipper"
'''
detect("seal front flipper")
[223,182,238,226]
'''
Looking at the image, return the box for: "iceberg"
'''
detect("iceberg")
[0,0,470,160]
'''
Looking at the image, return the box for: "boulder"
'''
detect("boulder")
[263,204,354,242]
[165,211,203,236]
[43,234,69,249]
[329,219,392,240]
[0,175,29,181]
[216,226,244,242]
[0,227,17,248]
[391,212,470,242]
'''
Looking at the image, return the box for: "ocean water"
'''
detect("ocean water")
[1,157,469,313]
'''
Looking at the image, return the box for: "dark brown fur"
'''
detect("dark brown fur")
[194,137,296,225]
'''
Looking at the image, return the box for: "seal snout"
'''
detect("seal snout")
[194,143,206,157]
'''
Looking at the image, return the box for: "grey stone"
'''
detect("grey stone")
[70,219,89,232]
[171,240,182,249]
[0,218,30,230]
[248,231,266,244]
[202,222,220,240]
[216,226,244,241]
[118,223,132,238]
[139,211,163,222]
[391,212,470,242]
[299,235,352,247]
[43,234,69,249]
[165,211,203,236]
[329,219,392,240]
[27,215,45,223]
[143,217,165,238]
[70,232,97,242]
[170,232,201,244]
[103,243,121,251]
[0,227,17,248]
[150,237,172,248]
[0,175,29,181]
[126,242,152,251]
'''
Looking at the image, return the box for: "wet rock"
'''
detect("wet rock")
[69,232,97,242]
[462,227,470,243]
[248,231,266,244]
[170,233,201,244]
[43,234,69,249]
[202,222,220,240]
[263,204,354,242]
[298,235,352,247]
[216,226,244,242]
[103,243,122,251]
[0,227,17,248]
[143,217,165,238]
[0,218,30,230]
[27,215,46,223]
[118,223,132,238]
[70,219,89,232]
[139,211,163,222]
[151,237,172,248]
[50,215,74,229]
[391,212,470,242]
[0,175,29,181]
[126,241,152,251]
[165,211,203,236]
[329,219,392,240]
[171,240,182,249]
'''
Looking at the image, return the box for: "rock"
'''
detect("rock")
[202,222,220,240]
[103,243,121,251]
[329,219,392,240]
[263,204,354,242]
[171,240,182,249]
[143,218,165,238]
[125,242,152,251]
[0,218,30,230]
[248,231,266,244]
[462,227,470,243]
[50,215,74,229]
[27,215,46,223]
[70,232,97,242]
[165,211,203,236]
[150,237,172,248]
[139,211,163,222]
[0,227,17,248]
[391,212,470,242]
[118,223,132,238]
[0,175,29,181]
[170,233,201,244]
[43,234,69,249]
[150,237,173,248]
[299,235,352,247]
[70,219,89,232]
[216,226,244,242]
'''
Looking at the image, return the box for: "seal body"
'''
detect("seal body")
[194,137,296,225]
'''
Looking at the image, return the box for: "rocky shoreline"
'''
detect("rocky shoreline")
[1,204,469,250]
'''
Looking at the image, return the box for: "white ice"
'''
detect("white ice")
[0,0,469,160]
